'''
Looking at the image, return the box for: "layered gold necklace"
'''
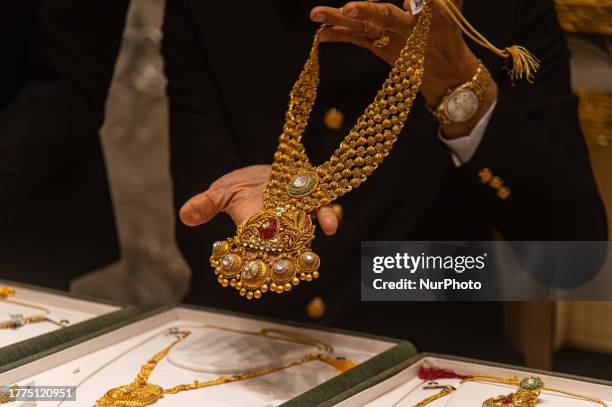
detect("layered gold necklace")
[210,0,433,300]
[209,0,540,300]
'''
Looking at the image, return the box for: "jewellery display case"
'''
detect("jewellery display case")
[0,305,415,406]
[334,354,612,406]
[0,280,138,369]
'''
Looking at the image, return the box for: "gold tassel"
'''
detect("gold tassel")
[438,0,541,83]
[317,354,357,372]
[503,45,541,83]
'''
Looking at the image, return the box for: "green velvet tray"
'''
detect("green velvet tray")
[0,304,417,406]
[0,279,139,370]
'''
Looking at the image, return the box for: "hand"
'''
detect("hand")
[311,0,498,139]
[179,165,341,235]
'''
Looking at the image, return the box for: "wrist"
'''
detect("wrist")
[421,44,480,107]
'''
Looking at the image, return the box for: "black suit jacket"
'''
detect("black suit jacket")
[0,1,128,289]
[162,0,607,359]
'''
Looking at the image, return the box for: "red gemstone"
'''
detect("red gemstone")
[503,395,513,404]
[258,218,278,240]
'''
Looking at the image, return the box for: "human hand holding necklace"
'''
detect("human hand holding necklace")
[179,165,341,236]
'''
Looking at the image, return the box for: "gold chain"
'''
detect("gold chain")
[95,329,355,406]
[413,385,456,406]
[264,1,431,213]
[462,376,609,407]
[202,324,334,353]
[0,314,48,330]
[0,287,51,314]
[210,1,432,300]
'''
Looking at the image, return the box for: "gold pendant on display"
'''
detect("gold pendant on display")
[210,206,320,300]
[94,383,164,407]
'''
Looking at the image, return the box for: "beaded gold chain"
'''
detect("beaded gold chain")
[210,0,432,300]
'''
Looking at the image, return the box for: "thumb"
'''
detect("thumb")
[179,181,228,226]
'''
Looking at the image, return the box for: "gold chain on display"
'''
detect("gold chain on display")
[462,375,609,407]
[94,329,355,407]
[210,0,433,300]
[413,384,456,406]
[0,287,67,329]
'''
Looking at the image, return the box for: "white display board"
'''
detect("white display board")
[0,307,397,406]
[336,355,612,406]
[0,283,120,348]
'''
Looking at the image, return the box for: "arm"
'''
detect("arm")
[0,0,128,223]
[459,0,607,242]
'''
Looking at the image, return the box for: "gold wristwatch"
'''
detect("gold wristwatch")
[427,61,493,126]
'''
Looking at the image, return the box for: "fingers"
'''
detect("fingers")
[343,2,414,31]
[320,26,372,49]
[317,205,340,236]
[179,181,228,226]
[311,6,385,39]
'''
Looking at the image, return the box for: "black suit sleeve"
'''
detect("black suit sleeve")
[162,0,246,211]
[460,0,608,241]
[0,1,128,223]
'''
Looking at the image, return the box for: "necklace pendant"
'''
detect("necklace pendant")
[210,206,321,300]
[94,383,164,407]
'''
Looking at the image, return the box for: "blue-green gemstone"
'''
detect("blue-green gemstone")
[519,377,543,391]
[287,173,318,196]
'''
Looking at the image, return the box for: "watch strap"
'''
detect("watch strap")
[427,61,493,125]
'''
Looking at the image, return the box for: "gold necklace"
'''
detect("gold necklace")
[210,0,433,300]
[94,329,354,407]
[0,287,68,329]
[463,375,609,407]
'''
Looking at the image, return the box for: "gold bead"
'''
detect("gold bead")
[292,277,300,286]
[312,271,320,279]
[261,284,269,293]
[354,157,364,167]
[239,288,247,296]
[270,282,278,291]
[284,283,292,291]
[350,178,361,188]
[246,291,254,300]
[374,153,384,163]
[306,297,326,319]
[254,290,262,299]
[229,278,237,287]
[300,272,307,280]
[305,274,313,282]
[221,278,229,288]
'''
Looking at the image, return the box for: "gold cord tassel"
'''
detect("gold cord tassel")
[317,354,357,372]
[438,0,541,83]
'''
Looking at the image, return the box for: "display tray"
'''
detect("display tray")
[0,280,138,369]
[335,353,612,406]
[0,305,416,406]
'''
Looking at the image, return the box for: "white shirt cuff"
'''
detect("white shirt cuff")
[438,99,498,167]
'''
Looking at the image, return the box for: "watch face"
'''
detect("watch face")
[444,88,479,123]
